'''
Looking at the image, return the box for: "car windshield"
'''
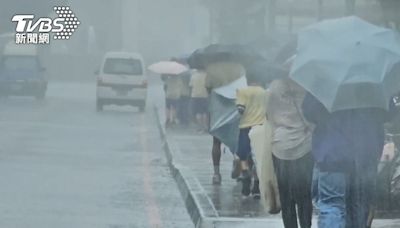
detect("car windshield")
[2,56,39,71]
[103,58,143,75]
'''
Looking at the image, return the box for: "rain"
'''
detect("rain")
[0,1,400,228]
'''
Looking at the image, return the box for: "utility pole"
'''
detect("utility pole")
[288,0,294,32]
[378,0,400,31]
[317,0,324,21]
[209,7,215,43]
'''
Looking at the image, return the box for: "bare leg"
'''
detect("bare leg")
[240,160,249,171]
[251,163,260,199]
[212,137,222,185]
[171,107,178,124]
[231,154,241,179]
[201,114,208,131]
[166,107,172,127]
[195,113,202,131]
[240,160,251,196]
[237,128,252,196]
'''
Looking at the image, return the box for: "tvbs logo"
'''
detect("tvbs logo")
[12,6,80,44]
[13,15,65,33]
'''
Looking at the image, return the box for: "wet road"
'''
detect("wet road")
[0,82,193,228]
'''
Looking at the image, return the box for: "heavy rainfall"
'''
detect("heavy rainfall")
[0,1,400,228]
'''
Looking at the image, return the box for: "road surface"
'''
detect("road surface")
[0,81,192,228]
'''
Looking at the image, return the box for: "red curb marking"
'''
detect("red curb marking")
[140,114,162,227]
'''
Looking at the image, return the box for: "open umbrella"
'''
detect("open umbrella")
[188,44,264,70]
[187,49,206,70]
[274,35,297,65]
[209,77,247,153]
[148,61,188,75]
[246,61,288,86]
[290,16,400,112]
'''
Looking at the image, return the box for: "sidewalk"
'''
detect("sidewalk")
[155,108,400,228]
[169,127,273,219]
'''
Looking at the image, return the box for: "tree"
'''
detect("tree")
[317,0,324,20]
[345,0,356,16]
[317,0,356,20]
[379,0,400,30]
[267,0,277,31]
[199,0,268,44]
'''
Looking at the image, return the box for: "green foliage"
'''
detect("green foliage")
[199,0,268,43]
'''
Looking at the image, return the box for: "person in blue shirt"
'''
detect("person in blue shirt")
[302,93,397,228]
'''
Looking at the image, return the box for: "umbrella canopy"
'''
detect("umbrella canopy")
[274,36,297,64]
[188,44,265,70]
[187,49,206,70]
[290,16,400,112]
[171,55,190,65]
[209,77,247,153]
[148,61,188,75]
[246,61,288,86]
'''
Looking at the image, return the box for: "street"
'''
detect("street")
[0,81,193,228]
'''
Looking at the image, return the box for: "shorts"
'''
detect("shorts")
[166,98,179,109]
[237,127,252,161]
[192,97,208,115]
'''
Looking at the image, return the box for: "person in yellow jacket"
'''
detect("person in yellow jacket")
[190,70,209,132]
[236,76,267,197]
[164,75,183,127]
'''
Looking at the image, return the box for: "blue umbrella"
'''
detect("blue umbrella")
[290,16,400,112]
[209,77,248,153]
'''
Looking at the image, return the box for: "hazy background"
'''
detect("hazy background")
[0,0,398,82]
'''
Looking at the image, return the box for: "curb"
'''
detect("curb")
[153,106,285,228]
[154,106,218,228]
[153,106,400,228]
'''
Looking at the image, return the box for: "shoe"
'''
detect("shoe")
[231,159,241,179]
[212,173,221,185]
[241,176,251,197]
[252,180,260,200]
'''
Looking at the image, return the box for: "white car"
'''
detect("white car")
[96,52,147,112]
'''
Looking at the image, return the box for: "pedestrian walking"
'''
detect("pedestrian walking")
[178,71,191,126]
[189,69,208,132]
[164,75,183,127]
[387,93,400,147]
[236,76,267,197]
[290,17,400,228]
[205,61,245,185]
[302,93,397,228]
[267,78,314,228]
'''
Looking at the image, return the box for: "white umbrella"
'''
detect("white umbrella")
[148,61,188,75]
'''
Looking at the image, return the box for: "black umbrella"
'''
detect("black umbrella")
[188,44,265,70]
[170,55,189,65]
[246,61,288,86]
[274,36,297,65]
[187,49,207,70]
